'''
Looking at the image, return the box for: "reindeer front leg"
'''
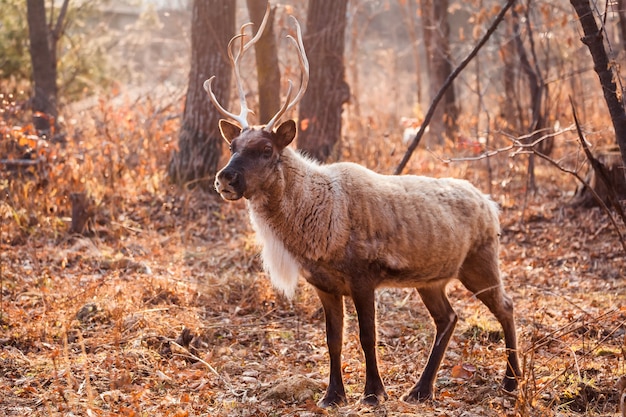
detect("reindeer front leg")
[316,289,347,407]
[352,289,388,406]
[403,284,458,402]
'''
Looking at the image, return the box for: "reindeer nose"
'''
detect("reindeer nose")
[215,165,245,200]
[217,167,244,191]
[220,169,239,184]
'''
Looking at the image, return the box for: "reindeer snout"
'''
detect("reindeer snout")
[215,167,245,200]
[219,169,239,183]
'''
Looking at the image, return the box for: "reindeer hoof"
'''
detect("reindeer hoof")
[318,393,346,408]
[402,386,433,403]
[502,375,519,393]
[360,391,388,406]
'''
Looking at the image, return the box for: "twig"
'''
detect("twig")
[170,340,221,379]
[168,340,256,402]
[0,157,46,167]
[427,126,575,164]
[394,0,517,175]
[569,345,582,380]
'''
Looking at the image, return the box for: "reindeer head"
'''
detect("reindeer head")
[205,4,308,201]
[214,120,296,200]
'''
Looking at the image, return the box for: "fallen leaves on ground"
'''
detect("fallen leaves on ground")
[1,92,625,417]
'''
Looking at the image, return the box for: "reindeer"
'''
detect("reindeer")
[206,8,521,408]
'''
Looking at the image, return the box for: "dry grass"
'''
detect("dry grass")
[1,85,625,417]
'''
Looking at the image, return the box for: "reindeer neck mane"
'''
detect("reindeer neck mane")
[248,146,322,208]
[248,147,348,263]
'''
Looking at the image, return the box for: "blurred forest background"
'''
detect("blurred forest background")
[1,0,625,416]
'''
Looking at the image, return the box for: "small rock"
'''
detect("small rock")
[261,375,325,403]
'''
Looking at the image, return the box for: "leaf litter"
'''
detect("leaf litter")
[0,91,624,417]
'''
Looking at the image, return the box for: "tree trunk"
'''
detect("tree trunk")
[421,0,457,144]
[297,0,350,162]
[26,0,59,135]
[511,4,551,191]
[616,0,626,49]
[70,192,94,235]
[247,1,281,125]
[168,0,235,191]
[512,6,546,137]
[433,0,458,138]
[398,0,423,107]
[570,0,626,171]
[499,15,519,130]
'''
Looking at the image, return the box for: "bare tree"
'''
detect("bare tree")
[570,0,626,203]
[26,0,69,136]
[420,0,458,144]
[297,0,350,162]
[570,0,626,167]
[246,1,281,124]
[168,0,235,190]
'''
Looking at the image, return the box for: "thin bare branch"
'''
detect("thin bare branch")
[0,157,46,167]
[428,126,575,164]
[52,0,70,41]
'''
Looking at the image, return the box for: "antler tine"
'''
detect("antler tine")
[229,34,253,128]
[266,80,294,130]
[265,16,309,132]
[204,3,271,129]
[241,5,270,54]
[203,76,244,123]
[284,16,309,113]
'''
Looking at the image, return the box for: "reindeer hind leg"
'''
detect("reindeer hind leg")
[458,243,521,392]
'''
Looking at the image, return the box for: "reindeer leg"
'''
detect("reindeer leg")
[458,245,521,392]
[403,283,457,403]
[316,289,347,408]
[352,289,388,406]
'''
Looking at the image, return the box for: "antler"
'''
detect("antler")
[264,16,309,132]
[203,3,271,129]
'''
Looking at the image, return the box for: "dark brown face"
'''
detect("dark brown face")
[215,128,277,200]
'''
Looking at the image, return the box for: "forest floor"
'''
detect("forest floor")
[1,95,625,416]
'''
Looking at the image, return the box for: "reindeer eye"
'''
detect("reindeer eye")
[262,146,273,158]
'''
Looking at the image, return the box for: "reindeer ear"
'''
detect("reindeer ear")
[273,120,297,149]
[219,119,242,144]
